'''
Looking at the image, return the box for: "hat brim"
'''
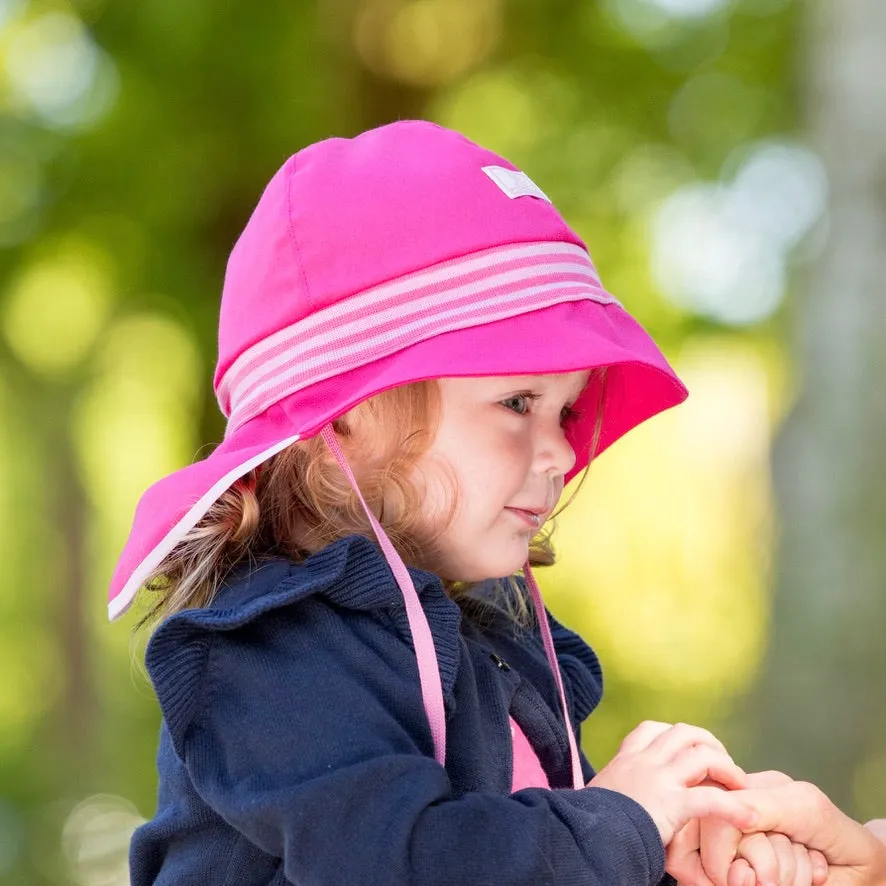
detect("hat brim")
[108,299,686,619]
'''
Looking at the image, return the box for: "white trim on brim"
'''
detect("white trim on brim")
[217,241,617,434]
[108,434,301,620]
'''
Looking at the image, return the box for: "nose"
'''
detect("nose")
[535,419,577,478]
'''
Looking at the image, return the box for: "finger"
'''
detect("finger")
[666,819,716,886]
[645,722,732,761]
[744,770,794,789]
[737,832,779,886]
[676,786,758,834]
[733,783,879,863]
[807,849,828,885]
[674,745,748,792]
[767,833,796,885]
[699,816,742,886]
[618,720,673,755]
[791,841,812,886]
[668,854,716,886]
[726,858,755,886]
[671,858,716,886]
[667,818,698,859]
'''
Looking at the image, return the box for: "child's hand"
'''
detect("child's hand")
[588,721,755,845]
[724,833,828,886]
[696,772,829,886]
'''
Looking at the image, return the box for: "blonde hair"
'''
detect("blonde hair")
[138,371,607,630]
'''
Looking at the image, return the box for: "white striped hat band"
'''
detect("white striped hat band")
[217,241,615,435]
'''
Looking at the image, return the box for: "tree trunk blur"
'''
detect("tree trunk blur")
[748,0,886,813]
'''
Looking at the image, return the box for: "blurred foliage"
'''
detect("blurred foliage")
[0,0,882,883]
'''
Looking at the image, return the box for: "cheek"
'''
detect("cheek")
[420,412,533,518]
[486,428,533,477]
[455,427,524,485]
[455,441,533,529]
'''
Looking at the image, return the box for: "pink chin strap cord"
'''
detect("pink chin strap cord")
[321,425,584,790]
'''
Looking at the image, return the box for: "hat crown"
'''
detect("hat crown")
[213,121,583,397]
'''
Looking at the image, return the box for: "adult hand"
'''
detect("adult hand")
[865,820,886,845]
[697,771,828,886]
[667,773,829,886]
[735,783,886,886]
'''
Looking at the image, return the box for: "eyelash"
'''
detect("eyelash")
[500,393,582,426]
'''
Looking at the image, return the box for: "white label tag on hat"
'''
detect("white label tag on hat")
[482,165,552,203]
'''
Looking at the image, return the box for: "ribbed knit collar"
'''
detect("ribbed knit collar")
[158,534,464,701]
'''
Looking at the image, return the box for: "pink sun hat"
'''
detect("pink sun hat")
[108,120,687,621]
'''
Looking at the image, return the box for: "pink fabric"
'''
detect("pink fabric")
[320,427,446,767]
[109,121,687,617]
[213,122,584,389]
[524,564,584,789]
[510,717,551,792]
[218,242,613,433]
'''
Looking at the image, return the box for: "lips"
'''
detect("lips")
[505,506,547,528]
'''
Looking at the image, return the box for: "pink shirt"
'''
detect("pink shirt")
[509,716,550,792]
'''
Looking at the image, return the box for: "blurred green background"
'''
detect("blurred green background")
[1,0,884,882]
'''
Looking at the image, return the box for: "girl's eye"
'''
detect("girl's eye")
[500,394,533,415]
[500,393,581,426]
[560,405,582,426]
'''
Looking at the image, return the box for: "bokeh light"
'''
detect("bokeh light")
[0,0,25,31]
[650,140,828,325]
[646,0,732,18]
[61,795,145,886]
[354,0,501,87]
[603,0,732,52]
[1,238,114,376]
[3,11,119,128]
[728,142,829,249]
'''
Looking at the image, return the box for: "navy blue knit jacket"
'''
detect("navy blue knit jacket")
[131,534,673,885]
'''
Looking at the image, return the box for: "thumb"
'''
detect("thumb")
[734,783,875,864]
[743,769,794,789]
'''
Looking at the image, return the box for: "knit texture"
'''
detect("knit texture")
[132,534,669,885]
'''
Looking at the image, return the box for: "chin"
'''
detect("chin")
[463,548,531,583]
[435,533,530,583]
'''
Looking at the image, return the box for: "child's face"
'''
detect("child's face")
[413,371,589,582]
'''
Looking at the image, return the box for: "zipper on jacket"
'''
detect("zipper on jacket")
[490,653,511,671]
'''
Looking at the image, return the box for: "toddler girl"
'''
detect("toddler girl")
[111,121,825,885]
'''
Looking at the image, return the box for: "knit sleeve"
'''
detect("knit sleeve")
[143,613,214,759]
[155,596,666,886]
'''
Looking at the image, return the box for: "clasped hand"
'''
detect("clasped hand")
[589,721,829,886]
